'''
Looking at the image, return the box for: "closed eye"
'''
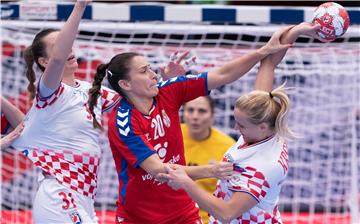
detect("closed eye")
[140,65,152,73]
[198,108,208,114]
[237,122,245,129]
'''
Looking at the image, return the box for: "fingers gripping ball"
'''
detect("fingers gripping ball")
[312,2,350,41]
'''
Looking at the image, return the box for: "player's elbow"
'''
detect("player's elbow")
[147,165,165,177]
[140,156,167,177]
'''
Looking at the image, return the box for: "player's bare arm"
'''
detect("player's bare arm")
[139,154,169,178]
[0,96,24,128]
[179,161,233,180]
[207,26,293,91]
[141,155,233,181]
[42,1,90,90]
[0,122,24,150]
[165,166,257,223]
[255,23,321,91]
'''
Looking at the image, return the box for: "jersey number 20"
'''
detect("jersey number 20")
[151,114,165,140]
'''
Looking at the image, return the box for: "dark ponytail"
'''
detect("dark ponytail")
[24,46,36,100]
[88,52,141,129]
[88,63,108,129]
[24,28,58,100]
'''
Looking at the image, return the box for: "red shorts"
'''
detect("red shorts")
[115,204,202,224]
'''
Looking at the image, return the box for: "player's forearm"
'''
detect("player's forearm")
[183,165,213,180]
[184,164,228,180]
[43,2,87,89]
[181,178,235,223]
[266,25,301,66]
[51,3,86,62]
[1,97,24,128]
[254,59,276,91]
[140,154,168,177]
[0,122,24,150]
[207,48,269,90]
[0,135,13,150]
[255,25,300,91]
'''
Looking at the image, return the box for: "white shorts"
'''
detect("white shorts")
[32,176,98,224]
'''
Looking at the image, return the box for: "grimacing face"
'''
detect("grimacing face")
[183,97,213,137]
[126,56,159,98]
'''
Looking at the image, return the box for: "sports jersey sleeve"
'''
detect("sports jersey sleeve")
[35,83,65,109]
[100,86,121,112]
[38,78,57,98]
[229,165,270,202]
[112,107,156,168]
[158,72,209,109]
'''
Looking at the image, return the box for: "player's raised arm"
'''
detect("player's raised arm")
[207,27,293,91]
[255,23,320,91]
[41,1,90,91]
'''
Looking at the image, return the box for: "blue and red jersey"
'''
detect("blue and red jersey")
[108,73,209,223]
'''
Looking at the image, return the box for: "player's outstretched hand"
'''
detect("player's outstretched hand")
[261,25,295,55]
[296,22,331,42]
[209,160,234,180]
[160,51,197,81]
[0,122,24,150]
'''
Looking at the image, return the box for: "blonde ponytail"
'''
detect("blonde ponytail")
[270,83,298,139]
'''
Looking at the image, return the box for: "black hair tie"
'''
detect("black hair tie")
[269,92,274,99]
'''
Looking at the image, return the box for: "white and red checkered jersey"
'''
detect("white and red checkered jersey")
[12,80,120,198]
[209,135,289,224]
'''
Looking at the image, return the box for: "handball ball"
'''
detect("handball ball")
[312,2,350,41]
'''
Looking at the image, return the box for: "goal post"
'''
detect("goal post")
[1,2,360,224]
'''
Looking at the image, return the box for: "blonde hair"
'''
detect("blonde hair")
[235,83,297,139]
